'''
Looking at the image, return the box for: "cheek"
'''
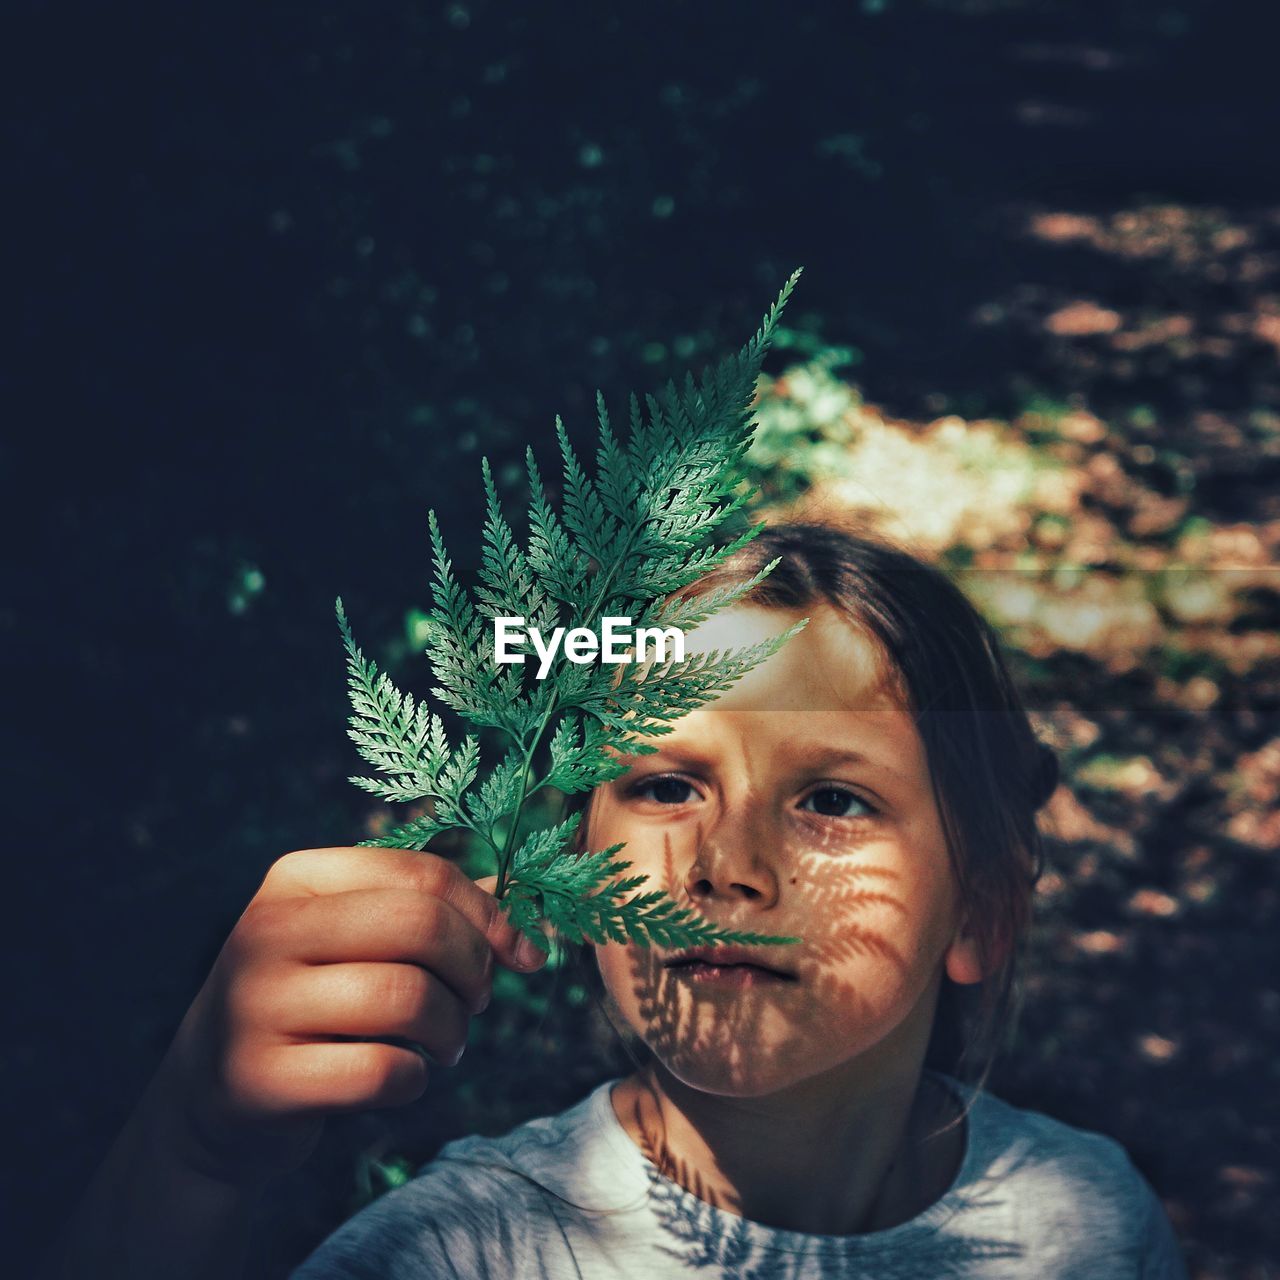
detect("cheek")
[791,903,940,1040]
[861,811,961,954]
[593,942,624,994]
[593,943,675,1052]
[888,868,958,957]
[595,940,658,1005]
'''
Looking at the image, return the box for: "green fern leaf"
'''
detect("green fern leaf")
[336,270,808,957]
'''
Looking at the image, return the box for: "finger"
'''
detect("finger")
[271,963,471,1067]
[473,874,555,969]
[262,848,544,972]
[241,1041,430,1114]
[471,875,550,962]
[255,888,494,1014]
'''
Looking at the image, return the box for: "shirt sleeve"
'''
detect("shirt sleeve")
[289,1164,535,1280]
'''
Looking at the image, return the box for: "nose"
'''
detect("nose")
[683,809,781,909]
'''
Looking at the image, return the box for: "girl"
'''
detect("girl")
[54,521,1187,1278]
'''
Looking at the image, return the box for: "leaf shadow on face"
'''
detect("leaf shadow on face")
[619,825,910,1092]
[572,777,1022,1267]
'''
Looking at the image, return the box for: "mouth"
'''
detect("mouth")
[663,960,797,987]
[663,947,798,983]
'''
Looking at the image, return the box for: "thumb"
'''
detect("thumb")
[473,874,550,972]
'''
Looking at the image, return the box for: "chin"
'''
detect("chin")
[602,956,916,1093]
[647,1007,927,1106]
[646,1010,869,1099]
[658,1051,818,1099]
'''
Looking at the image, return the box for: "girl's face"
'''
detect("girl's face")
[588,602,983,1098]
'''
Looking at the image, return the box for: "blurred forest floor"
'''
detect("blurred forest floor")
[6,2,1277,1277]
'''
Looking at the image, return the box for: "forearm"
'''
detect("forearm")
[44,1088,264,1280]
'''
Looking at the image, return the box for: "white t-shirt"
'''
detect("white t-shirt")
[291,1071,1188,1278]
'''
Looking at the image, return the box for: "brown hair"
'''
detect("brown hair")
[561,517,1056,1102]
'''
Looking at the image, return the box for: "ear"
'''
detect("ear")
[944,914,986,986]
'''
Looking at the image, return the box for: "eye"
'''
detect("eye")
[800,786,876,819]
[628,774,698,806]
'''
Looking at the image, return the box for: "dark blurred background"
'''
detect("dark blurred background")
[4,1,1278,1276]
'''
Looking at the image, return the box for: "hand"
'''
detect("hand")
[144,846,546,1187]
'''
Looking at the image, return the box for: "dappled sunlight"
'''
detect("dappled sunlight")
[1026,204,1275,275]
[751,383,1062,554]
[749,351,1279,682]
[1043,300,1122,338]
[965,573,1163,657]
[1222,738,1280,849]
[995,202,1280,498]
[1039,786,1137,859]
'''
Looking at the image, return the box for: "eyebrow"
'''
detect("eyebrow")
[793,745,870,767]
[785,746,918,807]
[787,744,902,780]
[640,741,905,782]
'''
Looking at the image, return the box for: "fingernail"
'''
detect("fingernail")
[515,934,545,968]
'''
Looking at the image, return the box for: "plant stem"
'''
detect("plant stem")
[493,703,558,899]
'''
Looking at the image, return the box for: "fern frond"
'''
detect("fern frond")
[525,446,591,608]
[475,456,560,637]
[556,415,619,566]
[336,270,809,957]
[355,810,454,851]
[593,392,636,521]
[507,854,800,953]
[338,596,453,801]
[464,747,527,834]
[544,717,632,794]
[422,509,497,723]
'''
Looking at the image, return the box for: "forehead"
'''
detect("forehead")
[680,602,907,717]
[614,604,933,800]
[636,603,926,787]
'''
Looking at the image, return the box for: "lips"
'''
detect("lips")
[663,945,798,980]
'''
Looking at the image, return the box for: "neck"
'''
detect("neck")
[611,1055,965,1237]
